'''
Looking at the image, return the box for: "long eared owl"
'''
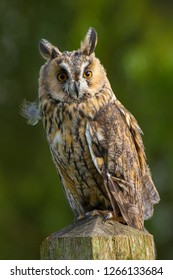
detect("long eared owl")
[22,27,160,230]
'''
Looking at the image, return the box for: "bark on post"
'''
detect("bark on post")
[40,216,155,260]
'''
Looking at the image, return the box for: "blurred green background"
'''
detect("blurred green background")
[0,0,173,259]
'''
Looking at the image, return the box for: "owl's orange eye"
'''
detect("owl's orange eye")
[83,70,92,79]
[57,72,68,82]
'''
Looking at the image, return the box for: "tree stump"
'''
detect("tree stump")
[40,216,155,260]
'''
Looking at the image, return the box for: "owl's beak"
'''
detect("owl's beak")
[68,81,81,98]
[74,81,79,98]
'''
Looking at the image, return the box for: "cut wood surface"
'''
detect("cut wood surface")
[40,216,155,260]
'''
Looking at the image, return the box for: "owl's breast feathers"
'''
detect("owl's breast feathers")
[41,90,160,229]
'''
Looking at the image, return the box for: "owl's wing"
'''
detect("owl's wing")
[115,100,160,219]
[86,99,159,230]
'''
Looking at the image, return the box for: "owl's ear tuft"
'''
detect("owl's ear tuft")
[80,27,97,55]
[39,39,61,60]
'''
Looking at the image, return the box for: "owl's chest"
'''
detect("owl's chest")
[49,104,91,169]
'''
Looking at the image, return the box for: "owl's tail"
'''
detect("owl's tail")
[103,171,144,230]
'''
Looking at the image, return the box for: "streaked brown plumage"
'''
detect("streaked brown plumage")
[22,27,160,230]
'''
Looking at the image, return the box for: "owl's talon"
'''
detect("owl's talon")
[103,212,114,221]
[103,212,126,224]
[85,209,103,218]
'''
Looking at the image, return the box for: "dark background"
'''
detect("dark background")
[0,0,173,259]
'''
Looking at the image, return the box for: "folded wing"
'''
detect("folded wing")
[86,99,160,230]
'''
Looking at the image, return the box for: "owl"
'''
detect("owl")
[21,27,160,230]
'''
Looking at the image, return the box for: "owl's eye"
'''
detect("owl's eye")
[83,70,92,79]
[57,72,68,82]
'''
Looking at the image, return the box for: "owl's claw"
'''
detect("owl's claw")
[103,212,126,224]
[103,211,114,221]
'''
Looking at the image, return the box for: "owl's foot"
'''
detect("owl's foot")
[85,209,125,223]
[75,210,104,222]
[85,209,105,218]
[103,212,126,224]
[76,210,126,225]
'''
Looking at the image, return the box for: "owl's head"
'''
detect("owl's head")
[39,28,109,102]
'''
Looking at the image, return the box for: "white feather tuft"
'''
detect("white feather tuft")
[20,100,41,125]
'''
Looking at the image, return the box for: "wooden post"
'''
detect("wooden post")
[40,216,155,260]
